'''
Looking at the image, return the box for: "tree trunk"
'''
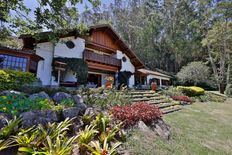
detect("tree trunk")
[219,83,225,94]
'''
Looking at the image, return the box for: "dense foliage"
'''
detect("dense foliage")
[52,57,88,85]
[225,84,232,97]
[82,88,131,108]
[0,94,52,116]
[0,70,36,91]
[0,0,100,40]
[177,61,211,86]
[171,96,192,103]
[111,102,162,127]
[0,114,123,155]
[177,86,205,97]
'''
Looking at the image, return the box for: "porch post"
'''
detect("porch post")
[57,70,61,86]
[159,78,162,87]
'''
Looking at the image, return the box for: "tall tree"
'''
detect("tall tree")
[0,0,100,40]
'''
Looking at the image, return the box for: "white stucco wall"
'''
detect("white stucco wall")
[36,37,85,85]
[115,50,135,87]
[36,42,54,85]
[54,37,85,82]
[147,74,170,86]
[54,37,85,58]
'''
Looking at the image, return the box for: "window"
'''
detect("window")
[0,54,28,71]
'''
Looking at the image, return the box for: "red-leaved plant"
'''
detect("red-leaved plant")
[110,102,162,128]
[171,96,192,102]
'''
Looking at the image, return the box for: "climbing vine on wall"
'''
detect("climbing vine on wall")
[52,57,88,84]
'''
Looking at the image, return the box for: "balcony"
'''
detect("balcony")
[83,49,121,67]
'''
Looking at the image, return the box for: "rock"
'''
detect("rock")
[62,107,81,119]
[0,113,12,130]
[20,110,59,128]
[84,106,101,118]
[150,118,170,140]
[137,121,150,132]
[53,92,73,103]
[73,95,87,114]
[72,94,84,104]
[29,91,51,101]
[0,90,21,96]
[72,117,84,133]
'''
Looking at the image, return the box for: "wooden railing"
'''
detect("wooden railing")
[83,49,121,67]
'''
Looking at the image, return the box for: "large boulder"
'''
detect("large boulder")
[62,107,81,119]
[0,90,21,96]
[73,94,87,114]
[150,118,171,140]
[137,121,150,132]
[20,110,59,128]
[0,112,12,130]
[29,91,51,101]
[53,92,73,103]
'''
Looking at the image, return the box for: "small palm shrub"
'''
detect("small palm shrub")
[111,102,162,128]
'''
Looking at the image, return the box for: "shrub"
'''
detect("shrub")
[0,69,36,91]
[171,96,192,102]
[161,86,184,96]
[0,94,53,116]
[177,86,205,96]
[177,61,210,86]
[111,102,162,127]
[83,89,131,107]
[225,84,232,97]
[16,86,72,96]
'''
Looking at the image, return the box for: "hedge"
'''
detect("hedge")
[0,69,36,91]
[177,86,205,96]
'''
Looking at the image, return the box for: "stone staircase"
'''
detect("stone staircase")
[127,90,182,114]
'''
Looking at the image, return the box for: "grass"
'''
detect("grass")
[126,99,232,155]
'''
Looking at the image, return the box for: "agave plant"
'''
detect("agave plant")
[84,137,121,155]
[77,125,98,152]
[0,139,15,151]
[13,118,76,154]
[18,135,78,155]
[12,127,39,148]
[92,113,110,133]
[0,117,21,139]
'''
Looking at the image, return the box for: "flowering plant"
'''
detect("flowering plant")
[171,95,192,102]
[111,102,162,127]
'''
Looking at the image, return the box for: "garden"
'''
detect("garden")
[0,69,230,155]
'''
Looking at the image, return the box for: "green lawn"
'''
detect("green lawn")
[126,99,232,155]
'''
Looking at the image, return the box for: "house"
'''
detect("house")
[0,24,171,88]
[0,45,43,74]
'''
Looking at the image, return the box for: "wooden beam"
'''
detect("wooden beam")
[87,61,119,72]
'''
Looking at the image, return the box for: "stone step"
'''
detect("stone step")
[148,100,170,104]
[132,96,168,101]
[129,91,156,95]
[127,94,160,98]
[161,105,182,113]
[162,107,182,114]
[158,103,180,109]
